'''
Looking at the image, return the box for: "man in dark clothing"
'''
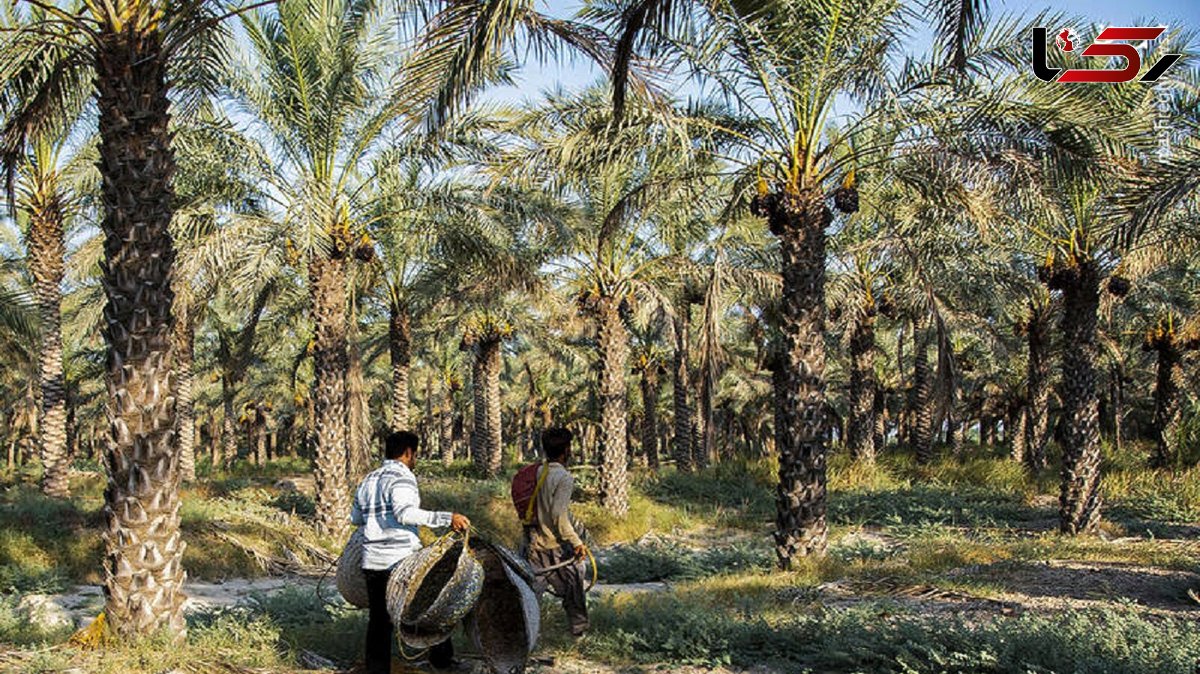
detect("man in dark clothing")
[352,431,470,673]
[522,427,589,636]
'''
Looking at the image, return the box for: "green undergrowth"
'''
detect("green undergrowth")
[582,592,1200,673]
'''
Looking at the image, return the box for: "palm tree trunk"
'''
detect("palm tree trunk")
[847,316,876,463]
[698,359,715,467]
[310,254,351,538]
[94,35,186,638]
[672,304,694,471]
[389,300,411,430]
[896,324,908,448]
[769,191,830,566]
[440,390,455,465]
[173,313,196,483]
[872,386,886,454]
[596,297,629,515]
[346,338,371,482]
[1150,344,1182,468]
[221,378,237,465]
[471,339,502,477]
[28,179,69,498]
[912,322,934,463]
[1025,304,1051,469]
[1010,406,1027,463]
[1058,266,1102,534]
[641,364,661,470]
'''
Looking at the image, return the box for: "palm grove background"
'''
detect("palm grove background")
[0,0,1199,651]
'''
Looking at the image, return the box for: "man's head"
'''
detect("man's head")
[385,431,420,469]
[542,427,573,464]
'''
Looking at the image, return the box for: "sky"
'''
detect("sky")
[483,0,1200,107]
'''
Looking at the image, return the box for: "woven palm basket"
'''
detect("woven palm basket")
[386,536,483,634]
[465,542,540,674]
[335,528,369,608]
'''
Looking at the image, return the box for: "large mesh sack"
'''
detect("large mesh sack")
[386,535,483,632]
[335,528,369,608]
[465,542,540,674]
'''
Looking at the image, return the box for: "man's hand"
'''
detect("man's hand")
[573,544,589,561]
[450,513,471,533]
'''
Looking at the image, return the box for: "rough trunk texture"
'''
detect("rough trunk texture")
[596,298,629,515]
[310,254,350,538]
[1058,266,1102,535]
[1010,406,1027,464]
[439,390,455,465]
[912,322,934,464]
[641,365,661,470]
[769,190,829,566]
[1025,304,1051,470]
[872,386,886,455]
[95,31,186,638]
[471,339,502,477]
[389,301,411,430]
[698,360,715,468]
[221,380,236,466]
[847,316,877,463]
[28,177,69,498]
[672,304,694,471]
[173,312,196,483]
[346,339,372,483]
[1150,344,1182,468]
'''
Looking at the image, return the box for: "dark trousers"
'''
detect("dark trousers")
[527,544,589,636]
[364,568,454,673]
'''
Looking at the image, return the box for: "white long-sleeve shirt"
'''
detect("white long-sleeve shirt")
[350,460,452,570]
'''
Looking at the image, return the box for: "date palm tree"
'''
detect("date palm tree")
[0,0,250,638]
[10,135,77,497]
[224,0,430,536]
[596,0,997,565]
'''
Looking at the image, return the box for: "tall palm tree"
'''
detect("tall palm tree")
[598,0,995,565]
[225,0,426,535]
[0,0,246,638]
[1,7,94,498]
[12,136,76,496]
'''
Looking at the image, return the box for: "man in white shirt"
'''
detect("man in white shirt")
[351,431,469,673]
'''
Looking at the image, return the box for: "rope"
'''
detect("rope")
[396,639,431,662]
[314,555,343,610]
[465,523,597,592]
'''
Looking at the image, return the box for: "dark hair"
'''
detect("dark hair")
[385,431,419,460]
[541,427,572,460]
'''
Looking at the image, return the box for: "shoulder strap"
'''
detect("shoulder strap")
[523,462,550,525]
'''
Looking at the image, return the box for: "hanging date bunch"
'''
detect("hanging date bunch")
[832,171,859,214]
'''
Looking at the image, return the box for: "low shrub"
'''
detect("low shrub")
[601,542,772,583]
[585,594,1200,673]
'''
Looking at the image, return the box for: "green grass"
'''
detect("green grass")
[583,594,1200,673]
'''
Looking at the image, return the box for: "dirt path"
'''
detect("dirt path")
[47,577,324,629]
